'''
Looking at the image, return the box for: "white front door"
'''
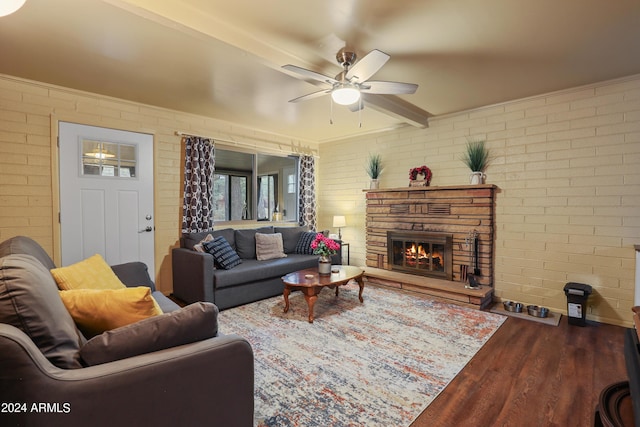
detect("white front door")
[58,122,155,272]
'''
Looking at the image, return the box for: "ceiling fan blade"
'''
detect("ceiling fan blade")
[282,64,337,85]
[288,89,331,103]
[361,81,418,95]
[346,49,390,82]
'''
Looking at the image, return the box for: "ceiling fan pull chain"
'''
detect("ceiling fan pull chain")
[359,97,363,128]
[329,96,334,125]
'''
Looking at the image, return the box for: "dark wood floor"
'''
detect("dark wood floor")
[410,315,628,427]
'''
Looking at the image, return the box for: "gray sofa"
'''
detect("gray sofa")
[0,236,254,427]
[172,226,341,310]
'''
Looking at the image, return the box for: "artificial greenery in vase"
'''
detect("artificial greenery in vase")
[366,153,383,189]
[461,139,490,172]
[460,138,490,184]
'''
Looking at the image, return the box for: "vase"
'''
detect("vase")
[469,171,486,185]
[370,179,379,189]
[318,256,332,275]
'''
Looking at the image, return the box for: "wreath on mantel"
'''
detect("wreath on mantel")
[409,165,432,186]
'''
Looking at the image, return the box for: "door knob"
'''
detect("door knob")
[138,226,153,233]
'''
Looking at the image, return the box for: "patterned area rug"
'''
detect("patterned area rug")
[219,283,506,427]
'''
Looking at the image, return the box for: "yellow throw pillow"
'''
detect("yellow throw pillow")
[59,287,163,338]
[51,254,126,291]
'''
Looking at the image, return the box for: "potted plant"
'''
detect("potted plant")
[311,233,340,275]
[460,138,490,184]
[366,153,383,189]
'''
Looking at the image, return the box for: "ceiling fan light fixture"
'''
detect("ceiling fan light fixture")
[0,0,26,17]
[331,85,360,105]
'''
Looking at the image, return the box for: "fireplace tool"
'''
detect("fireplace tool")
[464,230,481,289]
[470,230,480,275]
[459,243,468,283]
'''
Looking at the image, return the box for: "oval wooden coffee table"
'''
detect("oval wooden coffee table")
[281,265,365,323]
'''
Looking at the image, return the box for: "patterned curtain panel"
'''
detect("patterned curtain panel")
[181,136,215,233]
[298,155,316,230]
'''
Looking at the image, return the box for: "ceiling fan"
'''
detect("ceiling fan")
[283,48,418,109]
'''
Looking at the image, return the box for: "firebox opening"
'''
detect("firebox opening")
[387,231,453,280]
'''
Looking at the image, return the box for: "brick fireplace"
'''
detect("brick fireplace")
[364,185,496,308]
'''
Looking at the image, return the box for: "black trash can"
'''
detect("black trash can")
[563,282,593,326]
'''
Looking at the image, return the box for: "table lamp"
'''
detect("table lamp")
[332,215,346,240]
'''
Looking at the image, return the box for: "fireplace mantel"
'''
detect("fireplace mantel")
[364,183,497,193]
[365,184,496,288]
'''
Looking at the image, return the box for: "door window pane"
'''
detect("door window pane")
[81,139,137,178]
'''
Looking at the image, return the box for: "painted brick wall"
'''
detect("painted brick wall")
[0,75,318,293]
[2,72,638,326]
[318,75,640,327]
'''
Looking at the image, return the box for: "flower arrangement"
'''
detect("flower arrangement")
[409,165,432,183]
[311,233,340,258]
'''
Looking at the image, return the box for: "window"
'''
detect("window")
[213,174,249,221]
[81,139,137,178]
[212,148,299,223]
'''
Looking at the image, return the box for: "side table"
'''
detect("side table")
[341,242,350,265]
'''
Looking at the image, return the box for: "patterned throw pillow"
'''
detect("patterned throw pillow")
[295,231,318,255]
[203,236,242,269]
[193,233,214,253]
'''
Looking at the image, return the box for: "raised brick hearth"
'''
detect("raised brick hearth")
[364,184,496,309]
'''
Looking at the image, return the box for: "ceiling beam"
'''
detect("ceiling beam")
[362,94,432,128]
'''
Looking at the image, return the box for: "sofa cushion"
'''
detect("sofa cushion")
[50,254,126,291]
[203,236,242,269]
[234,226,273,259]
[109,262,180,313]
[0,235,56,270]
[214,254,318,289]
[152,291,181,313]
[110,261,156,290]
[0,254,84,369]
[182,231,212,251]
[256,233,287,261]
[295,231,318,255]
[275,226,309,254]
[59,287,163,338]
[182,228,235,251]
[79,302,218,366]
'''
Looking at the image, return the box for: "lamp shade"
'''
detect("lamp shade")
[332,215,346,228]
[331,86,360,105]
[0,0,26,17]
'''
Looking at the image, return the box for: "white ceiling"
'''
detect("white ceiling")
[1,0,639,143]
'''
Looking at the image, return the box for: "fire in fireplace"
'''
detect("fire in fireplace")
[387,231,453,280]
